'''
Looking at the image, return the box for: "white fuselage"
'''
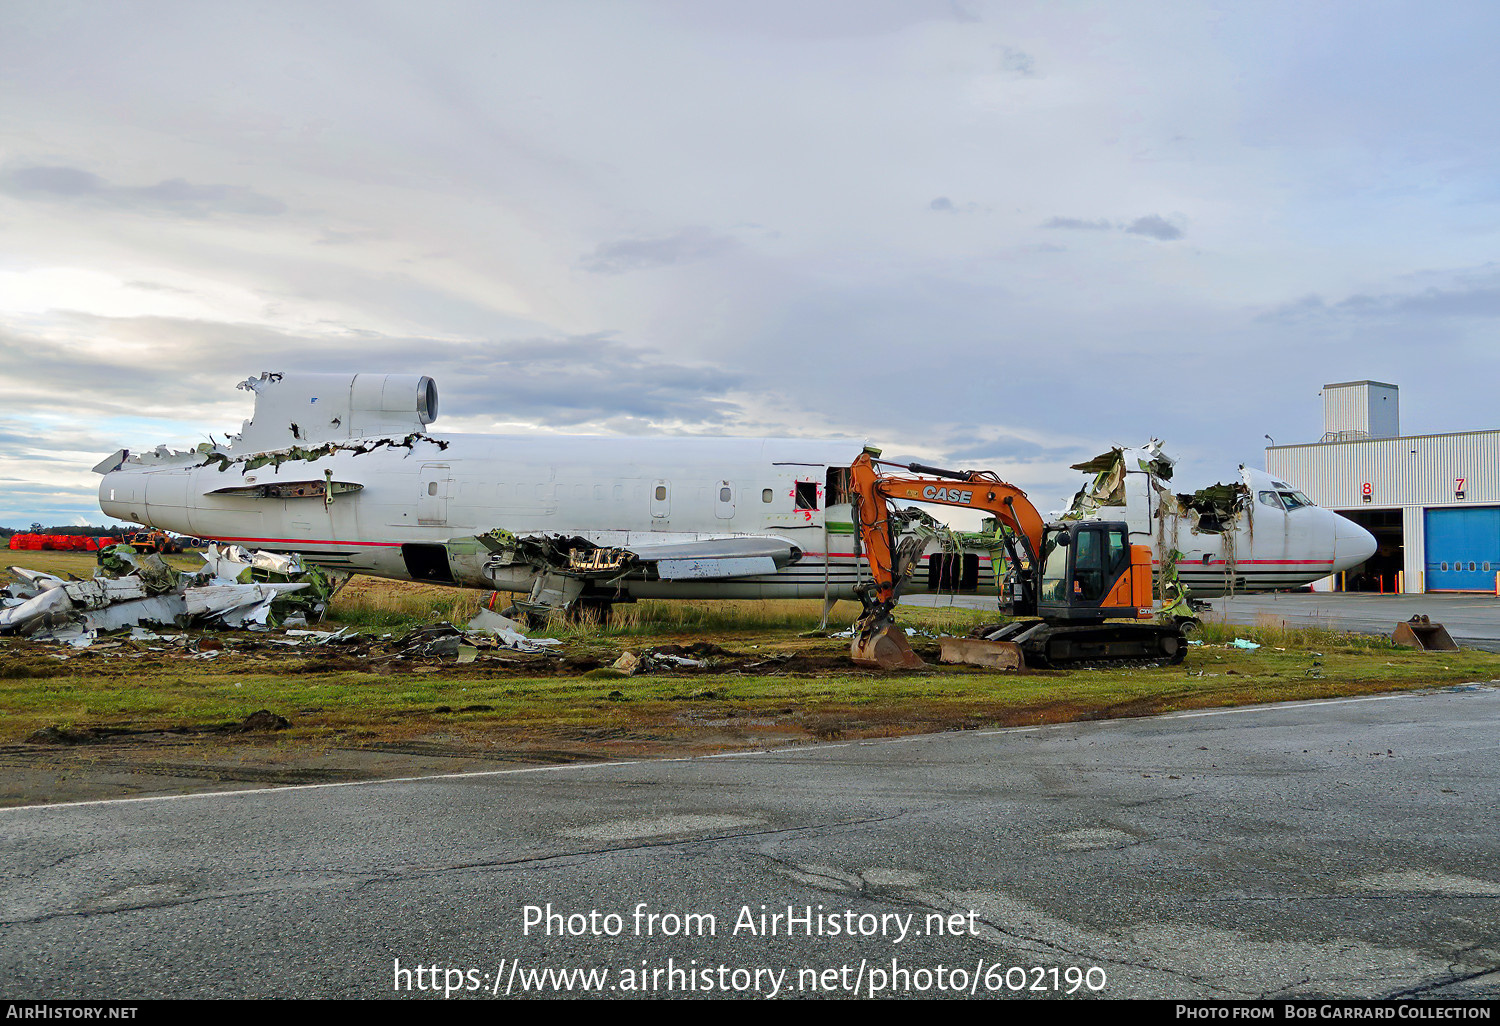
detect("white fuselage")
[98,434,999,601]
[97,433,1375,604]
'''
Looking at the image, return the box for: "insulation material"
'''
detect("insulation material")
[1166,482,1250,535]
[1065,440,1177,520]
[1063,439,1255,605]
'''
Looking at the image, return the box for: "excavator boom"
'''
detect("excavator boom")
[846,451,1183,670]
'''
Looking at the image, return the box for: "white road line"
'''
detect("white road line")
[0,688,1475,813]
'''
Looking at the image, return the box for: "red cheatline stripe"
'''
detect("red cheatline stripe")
[1152,559,1333,566]
[214,542,994,561]
[805,551,991,562]
[213,537,402,547]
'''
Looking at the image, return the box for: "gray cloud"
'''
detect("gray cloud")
[942,437,1086,463]
[581,228,736,274]
[1258,277,1500,325]
[0,165,286,217]
[0,316,745,433]
[1393,286,1500,318]
[435,334,745,427]
[1123,214,1183,241]
[1043,216,1112,231]
[1044,214,1184,240]
[930,196,983,214]
[997,46,1035,76]
[124,280,193,294]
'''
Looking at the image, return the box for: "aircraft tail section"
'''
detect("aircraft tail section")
[230,372,438,451]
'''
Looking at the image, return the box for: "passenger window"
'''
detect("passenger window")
[1469,562,1477,572]
[655,485,667,501]
[1258,491,1285,510]
[794,481,820,511]
[762,489,773,503]
[1441,562,1449,572]
[720,487,732,503]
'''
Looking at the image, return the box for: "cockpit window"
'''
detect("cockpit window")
[1278,491,1313,510]
[1258,491,1286,510]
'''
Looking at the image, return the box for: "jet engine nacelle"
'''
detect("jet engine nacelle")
[232,372,438,450]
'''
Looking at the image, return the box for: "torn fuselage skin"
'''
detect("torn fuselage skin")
[1061,441,1367,599]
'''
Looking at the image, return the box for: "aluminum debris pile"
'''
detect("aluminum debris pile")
[608,643,739,675]
[0,544,336,645]
[391,612,564,664]
[466,607,564,654]
[0,618,566,668]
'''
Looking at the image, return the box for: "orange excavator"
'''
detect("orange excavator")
[848,450,1185,670]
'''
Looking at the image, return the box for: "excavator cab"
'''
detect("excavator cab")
[1036,521,1154,623]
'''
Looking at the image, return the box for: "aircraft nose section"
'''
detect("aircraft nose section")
[1332,514,1377,571]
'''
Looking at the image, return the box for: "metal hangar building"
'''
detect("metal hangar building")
[1266,381,1500,594]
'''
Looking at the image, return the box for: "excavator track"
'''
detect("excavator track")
[1025,624,1186,669]
[975,621,1186,670]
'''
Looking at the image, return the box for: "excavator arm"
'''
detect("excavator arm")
[848,450,1045,613]
[847,451,1048,669]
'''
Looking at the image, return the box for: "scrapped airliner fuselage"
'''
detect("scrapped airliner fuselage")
[1061,442,1376,608]
[94,373,1374,616]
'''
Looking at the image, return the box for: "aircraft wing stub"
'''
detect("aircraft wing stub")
[472,530,802,584]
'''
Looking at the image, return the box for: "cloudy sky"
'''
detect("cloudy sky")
[3,0,1499,526]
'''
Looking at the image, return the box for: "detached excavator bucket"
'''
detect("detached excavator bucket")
[938,636,1025,671]
[1392,615,1459,652]
[850,626,926,670]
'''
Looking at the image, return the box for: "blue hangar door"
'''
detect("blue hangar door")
[1425,507,1500,591]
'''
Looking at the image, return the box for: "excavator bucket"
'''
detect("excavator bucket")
[850,625,926,670]
[938,636,1025,671]
[1392,615,1459,652]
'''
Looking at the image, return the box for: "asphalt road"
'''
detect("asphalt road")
[2,688,1498,1000]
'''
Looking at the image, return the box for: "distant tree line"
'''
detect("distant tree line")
[0,525,125,538]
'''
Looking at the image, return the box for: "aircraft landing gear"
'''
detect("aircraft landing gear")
[569,598,613,625]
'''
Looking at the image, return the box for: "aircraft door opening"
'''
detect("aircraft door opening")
[715,480,734,520]
[652,479,671,519]
[419,464,451,526]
